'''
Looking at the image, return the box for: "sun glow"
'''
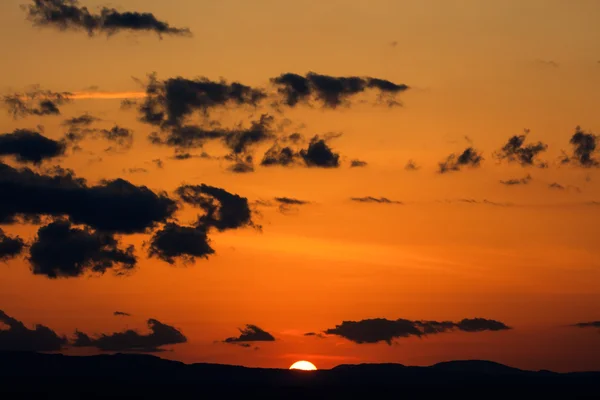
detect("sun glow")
[289,360,317,371]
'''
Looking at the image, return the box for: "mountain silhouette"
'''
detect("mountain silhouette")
[0,352,598,398]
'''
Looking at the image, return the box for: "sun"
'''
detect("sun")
[289,360,317,371]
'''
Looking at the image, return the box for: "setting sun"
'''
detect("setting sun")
[289,361,318,371]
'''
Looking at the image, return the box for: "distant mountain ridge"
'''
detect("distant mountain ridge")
[0,352,598,397]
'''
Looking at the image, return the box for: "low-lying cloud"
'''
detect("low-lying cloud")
[324,317,511,345]
[72,318,187,352]
[0,310,67,351]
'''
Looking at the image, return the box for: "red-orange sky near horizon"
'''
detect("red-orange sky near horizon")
[0,0,599,372]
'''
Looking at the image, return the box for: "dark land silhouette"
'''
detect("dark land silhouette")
[0,352,599,398]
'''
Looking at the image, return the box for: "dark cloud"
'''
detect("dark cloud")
[562,126,598,167]
[62,113,98,129]
[260,144,298,167]
[494,131,548,167]
[64,123,133,150]
[438,147,483,173]
[500,174,532,186]
[139,74,266,128]
[223,114,274,155]
[405,160,420,171]
[573,321,600,329]
[170,151,212,161]
[72,318,187,352]
[25,0,192,38]
[274,197,309,205]
[3,87,71,118]
[114,311,131,317]
[0,310,67,351]
[176,184,256,231]
[149,115,274,157]
[274,197,309,214]
[0,162,177,233]
[0,129,66,165]
[152,159,164,169]
[227,156,254,174]
[300,136,340,168]
[350,159,368,168]
[260,135,340,168]
[548,182,565,190]
[271,72,409,108]
[224,325,275,343]
[0,229,25,261]
[100,126,134,149]
[29,220,136,279]
[351,197,402,204]
[324,317,511,345]
[304,332,325,338]
[147,223,214,264]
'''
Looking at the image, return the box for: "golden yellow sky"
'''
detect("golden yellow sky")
[0,0,599,372]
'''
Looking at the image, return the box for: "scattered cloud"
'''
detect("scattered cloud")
[148,114,274,156]
[534,59,560,68]
[0,310,67,351]
[274,197,309,206]
[24,0,192,38]
[139,73,265,128]
[124,168,148,174]
[350,159,368,168]
[494,130,548,167]
[0,229,25,261]
[274,197,309,214]
[64,122,134,150]
[148,223,214,264]
[113,311,131,317]
[152,159,164,169]
[3,87,71,118]
[62,113,99,129]
[0,162,177,233]
[324,317,511,345]
[350,197,402,204]
[171,151,212,161]
[405,160,420,171]
[572,321,600,330]
[261,135,340,168]
[304,332,325,339]
[227,156,254,174]
[271,72,409,108]
[261,144,297,167]
[224,325,275,344]
[0,129,66,164]
[438,147,483,173]
[561,126,598,167]
[29,220,136,279]
[449,199,513,207]
[301,136,340,167]
[176,184,257,231]
[548,182,580,193]
[500,174,532,186]
[72,318,187,352]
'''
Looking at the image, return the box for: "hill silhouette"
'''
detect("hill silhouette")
[0,352,598,398]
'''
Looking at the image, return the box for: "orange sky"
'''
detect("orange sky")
[0,0,599,372]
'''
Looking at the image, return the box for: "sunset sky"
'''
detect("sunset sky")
[0,0,599,372]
